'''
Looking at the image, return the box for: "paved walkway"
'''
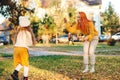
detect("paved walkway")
[30,49,82,56]
[0,47,119,57]
[0,47,83,56]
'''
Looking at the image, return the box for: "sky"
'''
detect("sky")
[101,0,120,16]
[0,0,120,24]
[0,14,5,24]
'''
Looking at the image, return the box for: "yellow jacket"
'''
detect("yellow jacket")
[84,22,98,41]
[66,22,98,42]
[66,22,78,34]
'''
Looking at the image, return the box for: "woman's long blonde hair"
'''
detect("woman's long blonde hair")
[77,12,90,34]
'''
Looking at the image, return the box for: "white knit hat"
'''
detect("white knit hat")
[19,16,30,27]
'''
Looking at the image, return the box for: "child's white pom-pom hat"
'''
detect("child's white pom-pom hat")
[19,16,30,27]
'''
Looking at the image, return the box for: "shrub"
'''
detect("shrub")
[107,38,116,46]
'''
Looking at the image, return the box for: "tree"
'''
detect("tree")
[68,6,77,24]
[39,14,56,35]
[0,0,34,44]
[102,2,120,35]
[0,0,34,26]
[38,14,56,44]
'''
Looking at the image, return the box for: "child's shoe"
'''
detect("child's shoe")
[23,77,28,80]
[11,70,19,80]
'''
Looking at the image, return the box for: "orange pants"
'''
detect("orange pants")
[13,47,29,67]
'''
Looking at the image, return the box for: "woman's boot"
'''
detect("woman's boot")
[82,64,89,73]
[90,64,95,73]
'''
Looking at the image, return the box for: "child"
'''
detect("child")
[11,16,36,80]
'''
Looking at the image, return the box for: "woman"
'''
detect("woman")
[77,12,99,73]
[11,16,36,80]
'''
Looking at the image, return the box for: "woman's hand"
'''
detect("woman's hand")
[82,36,88,41]
[84,37,88,41]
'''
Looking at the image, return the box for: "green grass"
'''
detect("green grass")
[0,42,120,79]
[0,53,12,57]
[0,54,120,80]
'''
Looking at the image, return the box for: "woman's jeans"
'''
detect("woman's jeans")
[83,36,99,65]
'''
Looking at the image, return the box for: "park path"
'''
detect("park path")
[0,47,119,57]
[0,47,83,56]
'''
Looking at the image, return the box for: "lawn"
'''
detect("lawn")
[0,54,120,80]
[0,42,120,80]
